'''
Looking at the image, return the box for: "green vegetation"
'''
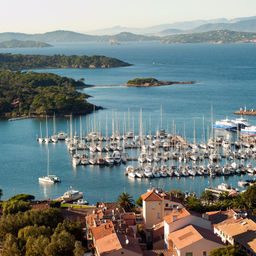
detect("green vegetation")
[117,192,135,212]
[161,30,256,44]
[0,39,52,48]
[136,196,143,207]
[9,194,35,202]
[0,194,86,256]
[127,78,158,85]
[210,245,247,256]
[0,53,130,71]
[0,71,100,118]
[174,184,256,213]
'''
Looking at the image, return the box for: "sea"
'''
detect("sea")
[0,42,256,203]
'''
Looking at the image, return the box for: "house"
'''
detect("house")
[91,221,142,256]
[141,189,184,229]
[164,208,211,248]
[168,225,223,256]
[214,218,256,255]
[94,232,142,256]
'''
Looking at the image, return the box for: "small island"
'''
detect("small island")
[0,71,101,118]
[125,78,195,87]
[0,53,131,71]
[0,39,52,48]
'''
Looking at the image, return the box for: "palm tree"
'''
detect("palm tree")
[0,189,2,200]
[117,192,135,212]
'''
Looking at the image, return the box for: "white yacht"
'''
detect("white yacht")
[241,126,256,135]
[62,189,83,203]
[39,175,61,184]
[58,131,68,140]
[213,118,237,131]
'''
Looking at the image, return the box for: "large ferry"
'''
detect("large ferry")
[213,118,237,131]
[231,117,250,130]
[241,126,256,136]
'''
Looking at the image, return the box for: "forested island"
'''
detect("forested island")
[0,39,52,48]
[161,30,256,44]
[126,78,195,87]
[0,71,101,118]
[0,53,131,71]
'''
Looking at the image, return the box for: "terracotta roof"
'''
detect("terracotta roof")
[118,233,142,255]
[123,212,136,220]
[141,190,162,201]
[95,232,122,255]
[86,210,104,226]
[163,208,190,224]
[168,225,222,250]
[143,249,174,256]
[91,221,115,240]
[216,218,256,253]
[205,210,233,225]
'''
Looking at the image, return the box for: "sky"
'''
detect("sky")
[1,0,256,33]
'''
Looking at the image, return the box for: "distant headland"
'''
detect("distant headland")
[0,53,131,71]
[0,39,52,49]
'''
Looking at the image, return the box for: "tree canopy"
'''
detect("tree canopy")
[210,245,247,256]
[0,71,100,117]
[0,53,130,71]
[117,192,135,212]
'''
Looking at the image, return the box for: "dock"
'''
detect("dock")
[234,110,256,116]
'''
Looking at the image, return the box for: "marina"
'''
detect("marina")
[1,42,256,203]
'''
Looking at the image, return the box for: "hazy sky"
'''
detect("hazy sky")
[1,0,256,33]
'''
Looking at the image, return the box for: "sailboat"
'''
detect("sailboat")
[38,148,61,184]
[38,122,44,143]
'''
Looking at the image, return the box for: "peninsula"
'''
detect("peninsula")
[0,53,131,71]
[0,71,101,118]
[0,39,52,48]
[125,78,195,87]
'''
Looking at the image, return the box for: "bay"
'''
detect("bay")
[0,42,256,202]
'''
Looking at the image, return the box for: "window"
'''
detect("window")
[157,212,160,219]
[186,253,193,256]
[165,203,168,207]
[152,202,155,209]
[203,251,207,256]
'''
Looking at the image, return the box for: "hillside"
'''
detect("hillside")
[191,19,256,33]
[161,30,256,44]
[0,30,160,43]
[0,39,52,48]
[0,53,131,71]
[0,71,100,118]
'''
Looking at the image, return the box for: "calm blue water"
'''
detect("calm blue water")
[0,42,256,202]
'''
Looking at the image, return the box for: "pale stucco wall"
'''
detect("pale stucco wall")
[179,238,222,256]
[143,200,162,229]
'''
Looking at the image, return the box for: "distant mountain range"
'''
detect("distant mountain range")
[85,16,256,35]
[0,31,158,43]
[161,30,256,44]
[0,39,52,48]
[1,16,256,44]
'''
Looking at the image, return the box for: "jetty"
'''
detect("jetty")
[234,107,256,116]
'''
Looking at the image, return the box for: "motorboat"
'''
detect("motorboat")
[241,126,256,135]
[62,189,83,203]
[213,118,237,131]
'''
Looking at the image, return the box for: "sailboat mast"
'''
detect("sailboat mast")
[46,115,48,138]
[47,147,50,176]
